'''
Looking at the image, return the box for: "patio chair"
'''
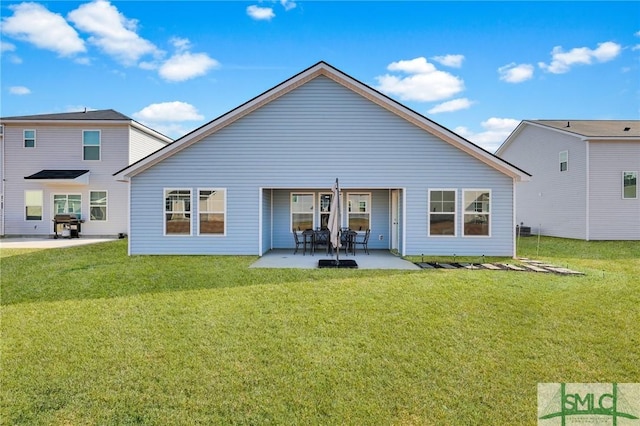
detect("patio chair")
[314,229,330,255]
[292,229,303,255]
[352,229,370,255]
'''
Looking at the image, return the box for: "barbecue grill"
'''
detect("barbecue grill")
[53,214,83,238]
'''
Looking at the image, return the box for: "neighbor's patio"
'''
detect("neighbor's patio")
[250,249,420,270]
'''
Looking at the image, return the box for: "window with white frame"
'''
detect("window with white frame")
[25,190,43,220]
[623,172,637,199]
[319,193,336,230]
[429,190,456,236]
[54,194,82,218]
[83,130,101,160]
[199,189,226,235]
[559,151,568,172]
[90,191,107,221]
[164,189,191,235]
[463,190,490,236]
[291,193,314,231]
[347,193,370,231]
[24,129,36,148]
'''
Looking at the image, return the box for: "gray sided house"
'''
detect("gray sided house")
[0,110,172,237]
[115,62,530,256]
[497,120,640,240]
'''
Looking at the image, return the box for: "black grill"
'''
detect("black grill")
[53,214,82,238]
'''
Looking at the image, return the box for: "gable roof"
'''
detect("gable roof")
[1,109,173,144]
[115,61,530,181]
[1,109,131,121]
[497,119,640,155]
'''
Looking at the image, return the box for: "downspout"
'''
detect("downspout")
[585,141,590,241]
[1,127,4,236]
[513,177,517,258]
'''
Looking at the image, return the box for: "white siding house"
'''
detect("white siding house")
[497,120,640,240]
[115,62,530,256]
[0,110,172,237]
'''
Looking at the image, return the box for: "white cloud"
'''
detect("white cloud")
[432,54,464,68]
[133,101,205,138]
[158,43,220,82]
[454,117,520,153]
[428,98,473,114]
[375,57,465,102]
[9,86,31,95]
[281,0,297,11]
[498,63,534,83]
[133,101,204,122]
[247,5,275,21]
[1,41,16,53]
[538,41,622,74]
[68,0,160,66]
[1,2,85,56]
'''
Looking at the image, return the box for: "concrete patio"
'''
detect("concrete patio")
[250,249,420,270]
[0,237,117,249]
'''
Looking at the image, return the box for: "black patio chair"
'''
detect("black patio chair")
[292,229,303,255]
[352,229,370,255]
[314,229,330,255]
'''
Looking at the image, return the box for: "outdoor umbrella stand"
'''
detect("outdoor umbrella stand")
[318,178,358,269]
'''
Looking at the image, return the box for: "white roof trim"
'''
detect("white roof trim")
[115,62,530,182]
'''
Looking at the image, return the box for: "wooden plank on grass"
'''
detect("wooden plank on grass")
[481,263,502,270]
[439,263,457,269]
[521,264,549,273]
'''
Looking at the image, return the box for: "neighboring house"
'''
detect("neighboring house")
[496,120,640,240]
[0,109,172,237]
[115,62,530,256]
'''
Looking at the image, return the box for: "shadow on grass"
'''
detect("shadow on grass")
[1,240,421,306]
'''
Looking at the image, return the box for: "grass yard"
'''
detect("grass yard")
[1,237,638,425]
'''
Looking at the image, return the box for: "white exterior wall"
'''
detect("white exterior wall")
[129,76,516,256]
[500,125,588,239]
[588,141,640,240]
[129,127,170,164]
[2,123,131,236]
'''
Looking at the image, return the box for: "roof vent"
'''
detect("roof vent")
[566,121,570,128]
[624,127,630,131]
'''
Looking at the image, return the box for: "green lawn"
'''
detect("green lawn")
[1,238,638,425]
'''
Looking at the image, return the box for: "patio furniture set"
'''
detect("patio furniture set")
[293,228,370,256]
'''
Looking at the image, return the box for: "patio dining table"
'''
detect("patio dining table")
[300,229,358,256]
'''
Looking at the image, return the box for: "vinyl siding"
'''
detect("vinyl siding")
[129,127,170,164]
[129,76,515,255]
[588,141,640,240]
[500,125,588,239]
[2,123,130,236]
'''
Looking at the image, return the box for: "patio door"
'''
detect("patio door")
[391,189,399,252]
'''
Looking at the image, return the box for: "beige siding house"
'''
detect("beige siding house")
[497,120,639,240]
[0,110,171,237]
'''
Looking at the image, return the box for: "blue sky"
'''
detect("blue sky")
[1,1,638,152]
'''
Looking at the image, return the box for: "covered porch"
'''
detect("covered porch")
[259,187,404,256]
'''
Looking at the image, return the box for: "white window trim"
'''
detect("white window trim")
[23,129,36,148]
[89,190,108,222]
[559,150,568,172]
[462,189,491,238]
[82,129,101,161]
[163,188,192,236]
[290,192,315,232]
[428,189,457,237]
[197,188,226,237]
[52,192,83,219]
[318,191,343,229]
[623,171,638,200]
[25,190,43,221]
[346,192,371,233]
